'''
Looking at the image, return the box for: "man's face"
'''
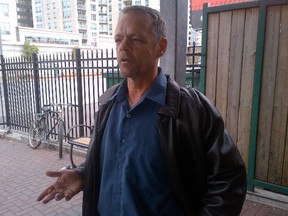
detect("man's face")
[114,12,165,79]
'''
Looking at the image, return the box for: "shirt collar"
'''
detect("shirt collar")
[109,67,167,106]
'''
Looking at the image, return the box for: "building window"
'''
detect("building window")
[52,2,56,9]
[92,32,97,37]
[62,0,71,9]
[63,10,71,18]
[145,0,149,6]
[91,4,96,11]
[46,3,50,10]
[91,23,97,30]
[99,14,107,23]
[100,6,107,13]
[36,15,43,22]
[135,0,141,5]
[99,23,108,32]
[63,21,72,31]
[35,6,42,13]
[0,22,10,35]
[91,14,96,21]
[0,3,9,17]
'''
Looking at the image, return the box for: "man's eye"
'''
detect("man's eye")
[132,38,142,42]
[115,39,121,44]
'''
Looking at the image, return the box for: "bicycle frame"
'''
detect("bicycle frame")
[29,103,77,158]
[35,108,61,139]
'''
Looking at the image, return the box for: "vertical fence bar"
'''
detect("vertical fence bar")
[75,49,84,136]
[192,42,196,87]
[0,55,10,129]
[199,3,209,93]
[247,0,267,192]
[32,53,41,114]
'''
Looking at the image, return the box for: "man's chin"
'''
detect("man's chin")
[119,69,132,78]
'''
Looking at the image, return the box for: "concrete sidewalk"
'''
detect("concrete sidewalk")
[0,133,288,216]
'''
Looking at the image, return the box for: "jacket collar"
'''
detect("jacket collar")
[158,76,180,118]
[98,75,181,118]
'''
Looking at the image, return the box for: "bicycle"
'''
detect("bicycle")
[28,103,76,158]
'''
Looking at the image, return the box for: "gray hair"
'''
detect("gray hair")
[121,5,167,42]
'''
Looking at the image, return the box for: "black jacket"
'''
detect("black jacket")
[75,76,247,216]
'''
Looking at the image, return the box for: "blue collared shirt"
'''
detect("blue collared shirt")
[98,70,183,215]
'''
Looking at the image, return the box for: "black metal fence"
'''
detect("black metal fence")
[0,44,201,136]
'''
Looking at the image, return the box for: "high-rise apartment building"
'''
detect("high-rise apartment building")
[0,0,33,42]
[32,0,159,46]
[16,0,33,27]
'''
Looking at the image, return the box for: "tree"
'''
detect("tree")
[22,40,39,59]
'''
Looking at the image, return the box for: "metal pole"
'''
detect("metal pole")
[159,0,188,86]
[75,48,84,137]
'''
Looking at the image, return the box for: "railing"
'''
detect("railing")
[0,45,201,135]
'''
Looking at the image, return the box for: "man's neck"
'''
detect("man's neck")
[126,72,157,105]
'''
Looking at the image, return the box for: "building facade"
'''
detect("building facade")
[0,0,18,42]
[32,0,159,47]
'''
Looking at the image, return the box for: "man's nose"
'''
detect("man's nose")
[119,38,129,51]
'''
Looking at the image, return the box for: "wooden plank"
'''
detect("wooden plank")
[205,13,219,105]
[284,114,288,186]
[226,10,245,152]
[281,4,288,187]
[215,11,232,123]
[237,7,259,167]
[268,4,288,185]
[255,5,281,182]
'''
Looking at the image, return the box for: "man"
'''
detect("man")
[37,5,247,216]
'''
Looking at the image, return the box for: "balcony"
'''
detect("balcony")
[99,0,107,5]
[124,0,132,6]
[78,14,87,20]
[77,4,86,10]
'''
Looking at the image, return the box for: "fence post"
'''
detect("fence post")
[75,49,84,136]
[32,53,41,114]
[0,55,11,130]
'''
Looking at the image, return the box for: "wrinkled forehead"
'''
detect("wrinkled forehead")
[116,12,153,33]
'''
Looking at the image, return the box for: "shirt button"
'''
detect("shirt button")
[121,139,126,143]
[118,164,122,168]
[113,189,118,194]
[126,114,131,118]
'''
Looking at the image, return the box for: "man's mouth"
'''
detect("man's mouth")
[121,58,132,63]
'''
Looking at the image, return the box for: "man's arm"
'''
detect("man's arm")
[197,90,247,215]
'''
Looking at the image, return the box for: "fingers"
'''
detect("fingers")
[37,170,78,204]
[55,193,65,201]
[37,186,53,202]
[37,186,57,204]
[37,185,75,203]
[65,193,72,201]
[46,171,62,178]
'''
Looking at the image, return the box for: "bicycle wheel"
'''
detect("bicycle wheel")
[58,120,65,159]
[28,119,46,149]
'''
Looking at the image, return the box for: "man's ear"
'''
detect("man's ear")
[158,38,167,57]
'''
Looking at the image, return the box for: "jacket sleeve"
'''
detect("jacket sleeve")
[196,90,247,216]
